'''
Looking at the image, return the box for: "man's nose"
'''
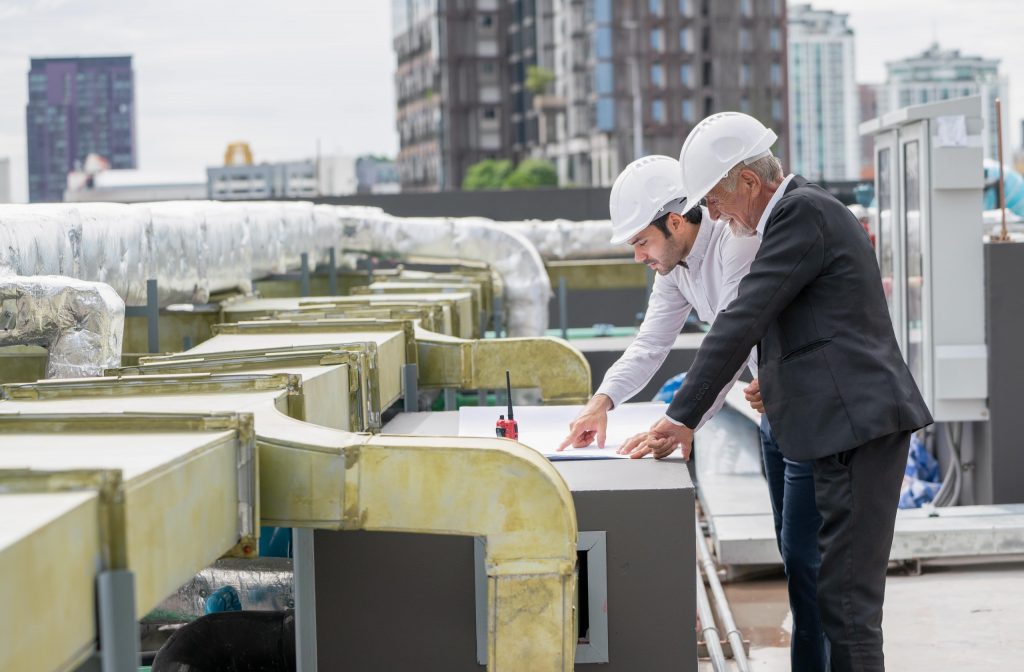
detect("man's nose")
[634,247,646,263]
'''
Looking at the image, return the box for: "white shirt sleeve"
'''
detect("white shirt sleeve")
[595,269,692,408]
[684,230,761,430]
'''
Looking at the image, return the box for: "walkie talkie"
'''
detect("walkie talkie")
[494,370,519,440]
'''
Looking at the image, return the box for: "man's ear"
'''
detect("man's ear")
[667,212,685,232]
[740,168,761,192]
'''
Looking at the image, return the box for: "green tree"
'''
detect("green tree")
[525,65,555,96]
[462,159,513,190]
[502,159,558,189]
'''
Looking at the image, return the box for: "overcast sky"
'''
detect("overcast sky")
[0,0,1021,202]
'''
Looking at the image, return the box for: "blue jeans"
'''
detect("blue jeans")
[761,415,829,672]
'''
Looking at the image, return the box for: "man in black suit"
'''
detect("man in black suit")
[623,113,932,671]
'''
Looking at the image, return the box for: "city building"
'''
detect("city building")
[0,158,10,203]
[392,0,788,191]
[787,4,859,181]
[858,83,880,179]
[355,155,401,194]
[878,43,1010,161]
[392,0,509,191]
[207,161,319,200]
[26,56,136,203]
[541,0,789,187]
[64,154,204,203]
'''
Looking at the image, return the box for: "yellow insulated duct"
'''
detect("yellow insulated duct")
[1,374,579,671]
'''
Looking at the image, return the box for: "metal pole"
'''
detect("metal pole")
[300,252,311,297]
[327,247,338,295]
[402,363,419,413]
[97,569,139,672]
[995,98,1010,243]
[696,568,728,672]
[624,17,644,161]
[558,276,569,340]
[292,528,319,672]
[145,278,159,354]
[696,514,751,672]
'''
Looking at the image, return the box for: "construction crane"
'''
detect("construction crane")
[224,142,254,166]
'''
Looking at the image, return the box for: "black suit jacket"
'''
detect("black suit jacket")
[668,176,932,460]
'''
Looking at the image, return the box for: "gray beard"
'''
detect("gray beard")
[728,219,758,238]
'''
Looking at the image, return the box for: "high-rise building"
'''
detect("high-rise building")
[0,158,10,203]
[879,43,1009,161]
[392,0,788,191]
[26,56,136,203]
[543,0,788,187]
[787,4,858,181]
[392,0,509,192]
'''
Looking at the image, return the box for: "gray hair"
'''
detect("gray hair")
[718,153,784,192]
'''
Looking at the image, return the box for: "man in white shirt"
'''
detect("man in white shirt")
[559,154,828,672]
[559,154,759,449]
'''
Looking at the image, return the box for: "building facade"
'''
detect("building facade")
[879,43,1010,162]
[857,83,879,179]
[207,161,319,200]
[392,0,788,191]
[393,0,511,191]
[26,56,136,203]
[787,4,858,181]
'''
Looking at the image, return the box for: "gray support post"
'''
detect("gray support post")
[300,253,311,297]
[97,569,138,672]
[327,247,338,296]
[293,528,318,672]
[402,363,419,413]
[444,388,458,411]
[558,276,569,340]
[145,279,159,353]
[492,295,503,338]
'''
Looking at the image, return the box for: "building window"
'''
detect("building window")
[650,28,664,51]
[681,98,694,122]
[480,14,494,28]
[649,0,663,17]
[770,28,781,50]
[597,97,615,130]
[679,28,692,51]
[771,63,782,86]
[739,29,751,51]
[740,96,751,114]
[740,0,752,17]
[703,60,712,86]
[595,27,613,59]
[595,0,612,23]
[680,63,692,87]
[771,0,782,16]
[596,62,614,94]
[679,0,691,17]
[772,98,782,120]
[483,107,497,120]
[651,63,665,87]
[740,63,750,87]
[652,99,666,123]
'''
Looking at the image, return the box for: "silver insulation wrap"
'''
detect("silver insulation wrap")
[501,218,623,260]
[1,201,555,337]
[154,557,294,620]
[337,207,552,336]
[0,275,124,378]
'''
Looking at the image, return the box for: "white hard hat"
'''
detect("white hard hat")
[609,155,688,245]
[677,112,777,215]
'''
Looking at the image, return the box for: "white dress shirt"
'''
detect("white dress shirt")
[756,173,795,240]
[595,209,761,429]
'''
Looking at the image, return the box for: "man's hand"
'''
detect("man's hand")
[617,417,694,460]
[743,378,764,413]
[558,394,613,451]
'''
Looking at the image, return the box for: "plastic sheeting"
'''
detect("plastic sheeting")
[337,207,552,336]
[0,275,124,378]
